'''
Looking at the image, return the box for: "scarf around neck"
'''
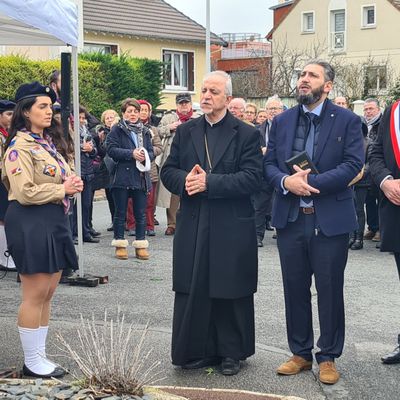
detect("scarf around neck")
[177,109,193,123]
[22,129,70,214]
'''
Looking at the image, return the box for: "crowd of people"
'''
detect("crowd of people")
[0,61,399,381]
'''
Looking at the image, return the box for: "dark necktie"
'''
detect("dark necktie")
[303,113,316,205]
[305,112,316,159]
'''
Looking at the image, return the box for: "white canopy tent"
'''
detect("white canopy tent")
[0,0,87,276]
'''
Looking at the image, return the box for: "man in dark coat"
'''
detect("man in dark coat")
[369,100,400,364]
[160,70,262,376]
[264,60,364,385]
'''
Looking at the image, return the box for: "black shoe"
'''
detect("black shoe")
[73,238,78,245]
[257,238,263,247]
[381,335,400,364]
[376,242,381,249]
[272,232,277,239]
[22,364,65,378]
[83,236,100,243]
[220,357,240,376]
[154,217,159,226]
[348,232,356,248]
[182,357,221,370]
[265,222,274,231]
[107,224,114,232]
[350,239,363,250]
[90,230,101,237]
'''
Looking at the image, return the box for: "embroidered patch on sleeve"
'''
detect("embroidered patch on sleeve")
[8,150,18,162]
[10,167,22,176]
[43,164,57,177]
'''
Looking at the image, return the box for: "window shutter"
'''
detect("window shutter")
[188,52,194,91]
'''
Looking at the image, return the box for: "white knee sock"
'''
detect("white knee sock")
[38,326,57,368]
[19,326,54,375]
[0,225,16,269]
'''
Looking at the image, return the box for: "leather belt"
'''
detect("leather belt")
[300,207,315,215]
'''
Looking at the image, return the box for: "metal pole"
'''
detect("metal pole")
[71,45,84,277]
[206,0,211,73]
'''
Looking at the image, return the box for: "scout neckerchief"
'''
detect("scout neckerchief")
[22,129,70,214]
[390,100,400,169]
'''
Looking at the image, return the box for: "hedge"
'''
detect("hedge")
[0,53,164,119]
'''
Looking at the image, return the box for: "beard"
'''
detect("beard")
[296,83,325,105]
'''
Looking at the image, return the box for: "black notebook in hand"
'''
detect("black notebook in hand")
[285,151,319,174]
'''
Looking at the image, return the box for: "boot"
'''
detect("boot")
[111,239,129,260]
[133,240,149,260]
[350,232,363,250]
[348,231,356,248]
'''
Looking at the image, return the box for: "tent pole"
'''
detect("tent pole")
[71,45,84,277]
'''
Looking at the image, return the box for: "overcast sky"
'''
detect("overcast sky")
[164,0,277,37]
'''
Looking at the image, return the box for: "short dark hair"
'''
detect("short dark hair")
[49,69,60,86]
[364,98,379,107]
[120,98,140,114]
[304,60,335,82]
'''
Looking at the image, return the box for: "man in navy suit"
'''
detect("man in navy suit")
[264,60,364,385]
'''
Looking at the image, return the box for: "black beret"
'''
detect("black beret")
[15,81,57,104]
[0,100,16,113]
[175,92,192,104]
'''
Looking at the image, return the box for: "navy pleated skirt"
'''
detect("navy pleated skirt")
[5,201,78,274]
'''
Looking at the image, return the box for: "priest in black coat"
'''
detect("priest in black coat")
[160,70,262,376]
[369,100,400,364]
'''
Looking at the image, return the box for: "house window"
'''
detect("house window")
[163,50,194,91]
[362,5,376,27]
[302,12,315,33]
[365,66,387,93]
[83,43,118,55]
[331,10,346,51]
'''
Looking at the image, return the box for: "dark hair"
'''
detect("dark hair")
[120,98,140,114]
[79,105,88,117]
[304,60,335,82]
[5,97,72,161]
[49,69,60,86]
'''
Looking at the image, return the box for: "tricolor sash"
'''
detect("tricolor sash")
[390,100,400,169]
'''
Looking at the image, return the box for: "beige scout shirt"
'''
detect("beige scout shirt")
[2,130,70,206]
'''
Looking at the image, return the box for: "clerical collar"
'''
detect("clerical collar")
[205,110,228,127]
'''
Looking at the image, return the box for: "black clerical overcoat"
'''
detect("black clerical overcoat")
[160,112,262,299]
[370,103,400,252]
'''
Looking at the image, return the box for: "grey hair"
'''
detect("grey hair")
[364,98,380,107]
[265,95,284,108]
[304,59,335,82]
[203,70,232,96]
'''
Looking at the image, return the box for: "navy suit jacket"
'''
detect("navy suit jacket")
[264,100,364,236]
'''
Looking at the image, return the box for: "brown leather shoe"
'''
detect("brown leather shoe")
[363,230,375,240]
[276,355,312,375]
[165,227,175,236]
[372,231,380,242]
[319,361,340,384]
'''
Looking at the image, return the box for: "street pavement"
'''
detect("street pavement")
[0,200,399,400]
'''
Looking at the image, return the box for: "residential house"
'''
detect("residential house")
[1,0,225,110]
[268,0,400,99]
[211,33,271,107]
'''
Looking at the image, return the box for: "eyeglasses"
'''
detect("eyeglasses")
[266,107,283,111]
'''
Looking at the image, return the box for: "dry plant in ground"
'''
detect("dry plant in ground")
[56,309,163,396]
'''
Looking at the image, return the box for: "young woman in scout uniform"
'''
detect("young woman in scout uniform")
[0,99,16,269]
[2,82,84,378]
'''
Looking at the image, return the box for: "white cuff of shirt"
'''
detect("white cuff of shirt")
[380,175,393,189]
[280,175,289,195]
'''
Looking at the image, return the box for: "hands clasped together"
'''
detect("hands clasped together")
[185,164,207,196]
[133,148,146,163]
[284,165,320,197]
[381,178,400,206]
[63,174,84,196]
